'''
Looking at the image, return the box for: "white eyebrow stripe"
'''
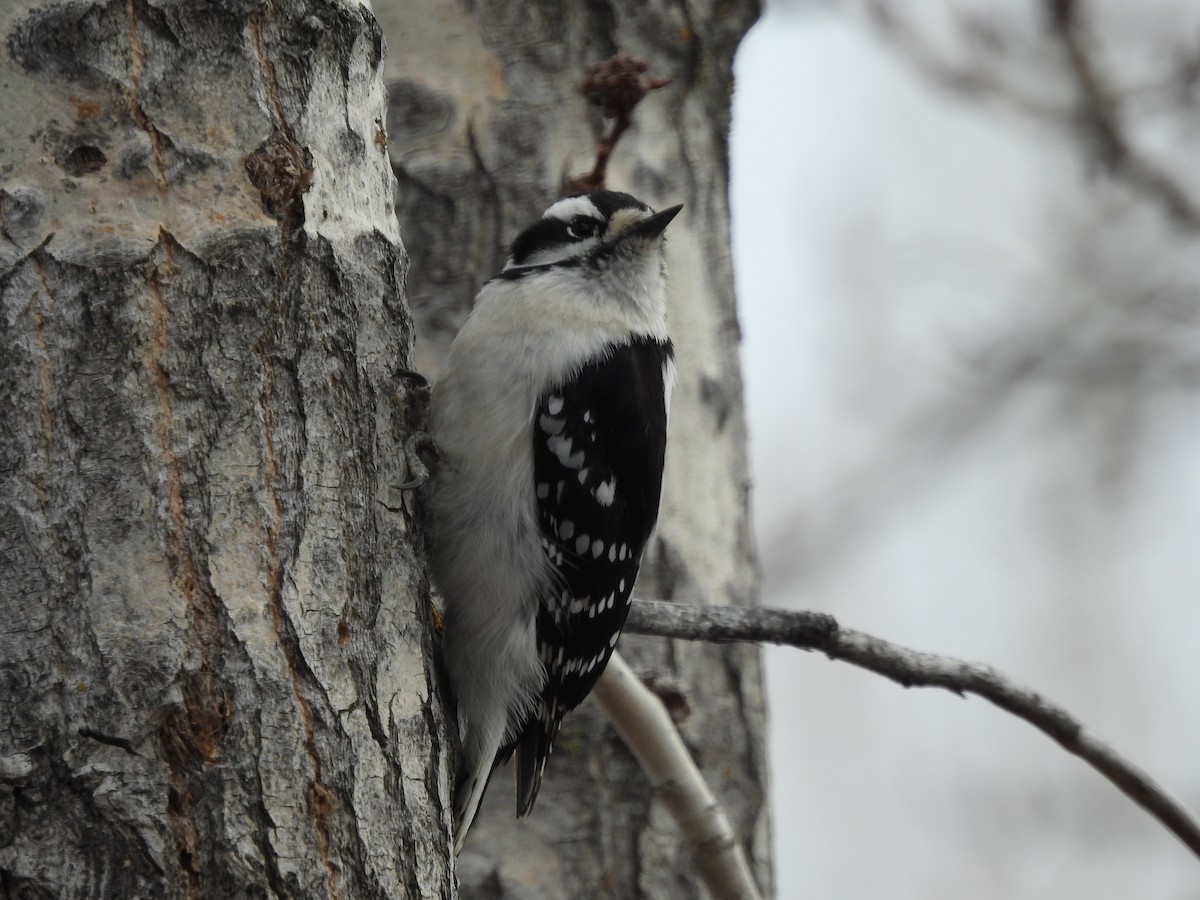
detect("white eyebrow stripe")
[543,196,603,222]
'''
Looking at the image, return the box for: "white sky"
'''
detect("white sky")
[731,6,1200,898]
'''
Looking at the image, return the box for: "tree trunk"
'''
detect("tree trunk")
[376,2,770,896]
[0,1,453,897]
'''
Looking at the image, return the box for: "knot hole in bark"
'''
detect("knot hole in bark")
[245,134,313,224]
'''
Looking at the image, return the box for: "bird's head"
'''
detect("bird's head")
[502,190,683,273]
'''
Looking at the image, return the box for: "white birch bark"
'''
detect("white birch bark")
[0,1,453,896]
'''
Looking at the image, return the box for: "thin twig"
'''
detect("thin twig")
[594,652,763,900]
[863,0,1200,229]
[568,55,671,193]
[625,599,1200,861]
[862,0,1067,121]
[1048,0,1200,228]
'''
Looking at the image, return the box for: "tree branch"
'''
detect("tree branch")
[862,0,1200,230]
[1048,0,1200,228]
[861,0,1068,121]
[625,599,1200,861]
[594,652,763,900]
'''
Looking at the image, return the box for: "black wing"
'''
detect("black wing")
[512,336,673,814]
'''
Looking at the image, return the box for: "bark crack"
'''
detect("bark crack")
[245,18,342,879]
[253,339,342,899]
[246,10,345,890]
[145,231,234,898]
[30,247,56,479]
[249,705,291,897]
[78,728,141,757]
[28,244,66,589]
[248,9,289,135]
[123,0,168,192]
[145,233,219,647]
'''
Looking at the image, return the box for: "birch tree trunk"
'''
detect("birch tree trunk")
[0,1,453,897]
[376,2,770,896]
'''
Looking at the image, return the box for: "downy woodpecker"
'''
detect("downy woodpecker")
[429,190,681,852]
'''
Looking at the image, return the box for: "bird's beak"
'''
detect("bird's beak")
[626,204,683,240]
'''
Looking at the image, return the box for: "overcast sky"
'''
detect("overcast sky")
[731,5,1200,898]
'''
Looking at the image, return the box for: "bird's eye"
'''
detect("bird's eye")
[566,217,599,240]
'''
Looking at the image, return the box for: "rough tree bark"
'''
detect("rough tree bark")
[0,1,453,897]
[376,2,770,896]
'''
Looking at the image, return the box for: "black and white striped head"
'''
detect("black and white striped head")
[502,191,683,274]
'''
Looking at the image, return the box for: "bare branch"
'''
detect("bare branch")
[594,652,763,900]
[861,0,1068,120]
[625,599,1200,861]
[1048,0,1200,228]
[862,0,1200,229]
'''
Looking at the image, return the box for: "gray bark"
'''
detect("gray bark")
[0,1,452,898]
[376,2,770,897]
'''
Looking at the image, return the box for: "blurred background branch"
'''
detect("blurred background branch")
[860,0,1200,227]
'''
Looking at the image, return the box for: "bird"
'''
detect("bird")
[427,189,682,852]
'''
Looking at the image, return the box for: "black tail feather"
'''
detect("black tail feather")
[514,721,547,816]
